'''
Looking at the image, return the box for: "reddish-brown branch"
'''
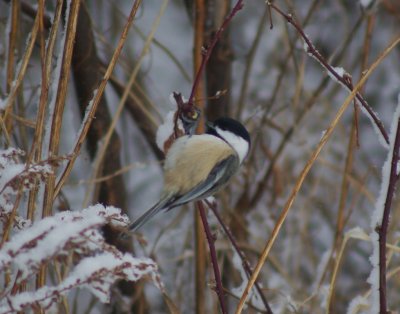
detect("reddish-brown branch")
[205,200,273,314]
[268,1,389,145]
[197,201,227,314]
[377,117,400,313]
[188,0,244,106]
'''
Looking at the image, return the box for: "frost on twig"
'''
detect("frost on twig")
[0,252,159,313]
[367,94,400,313]
[268,1,389,147]
[0,149,161,312]
[0,148,63,228]
[0,204,161,313]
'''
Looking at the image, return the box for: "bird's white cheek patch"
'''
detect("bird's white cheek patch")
[215,128,249,163]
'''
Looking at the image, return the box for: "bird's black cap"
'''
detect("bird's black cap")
[207,117,251,146]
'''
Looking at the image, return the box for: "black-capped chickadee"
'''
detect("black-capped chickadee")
[129,117,251,231]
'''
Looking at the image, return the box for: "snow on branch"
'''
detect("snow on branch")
[367,93,400,313]
[0,204,128,280]
[0,252,159,313]
[0,148,65,228]
[268,2,389,147]
[0,204,161,313]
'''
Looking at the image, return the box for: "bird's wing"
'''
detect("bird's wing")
[169,154,239,208]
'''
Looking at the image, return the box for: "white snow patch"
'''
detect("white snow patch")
[358,104,390,150]
[312,249,332,291]
[367,93,400,313]
[0,252,158,312]
[156,110,183,151]
[360,0,374,9]
[347,294,369,314]
[231,249,264,310]
[0,204,130,281]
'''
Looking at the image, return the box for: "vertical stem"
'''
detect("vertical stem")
[188,0,243,106]
[194,210,207,314]
[198,201,227,314]
[193,1,207,312]
[1,0,40,140]
[378,118,400,313]
[207,200,273,313]
[235,38,398,312]
[4,0,20,132]
[39,0,81,289]
[42,0,81,218]
[27,0,63,221]
[53,0,143,199]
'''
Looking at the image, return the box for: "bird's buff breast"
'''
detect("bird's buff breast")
[163,135,234,194]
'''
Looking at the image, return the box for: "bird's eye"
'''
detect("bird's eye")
[191,111,199,120]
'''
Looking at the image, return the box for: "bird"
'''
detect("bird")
[129,117,251,231]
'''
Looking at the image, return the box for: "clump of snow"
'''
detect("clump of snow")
[169,93,187,107]
[0,252,159,313]
[231,248,264,311]
[0,203,161,313]
[156,110,183,151]
[326,66,346,85]
[360,0,375,9]
[346,294,369,314]
[0,204,131,281]
[303,41,310,53]
[0,98,6,110]
[346,227,368,240]
[333,67,345,77]
[0,148,59,225]
[358,104,390,150]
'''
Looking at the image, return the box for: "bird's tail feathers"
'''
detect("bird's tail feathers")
[129,195,172,232]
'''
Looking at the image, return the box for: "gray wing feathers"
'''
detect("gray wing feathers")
[129,155,238,231]
[169,155,239,207]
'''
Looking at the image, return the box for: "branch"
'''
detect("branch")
[205,200,273,314]
[267,1,389,146]
[235,36,400,314]
[197,201,227,314]
[54,0,142,199]
[368,95,400,314]
[378,117,400,313]
[187,0,244,106]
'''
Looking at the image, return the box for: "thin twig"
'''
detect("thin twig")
[243,0,321,206]
[187,0,244,106]
[324,17,375,308]
[377,118,400,313]
[235,7,269,118]
[39,0,82,290]
[205,200,273,314]
[81,0,167,209]
[197,201,227,314]
[192,1,207,313]
[1,1,40,132]
[42,0,81,216]
[4,0,19,131]
[27,0,63,221]
[268,1,389,145]
[235,36,400,314]
[54,0,142,199]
